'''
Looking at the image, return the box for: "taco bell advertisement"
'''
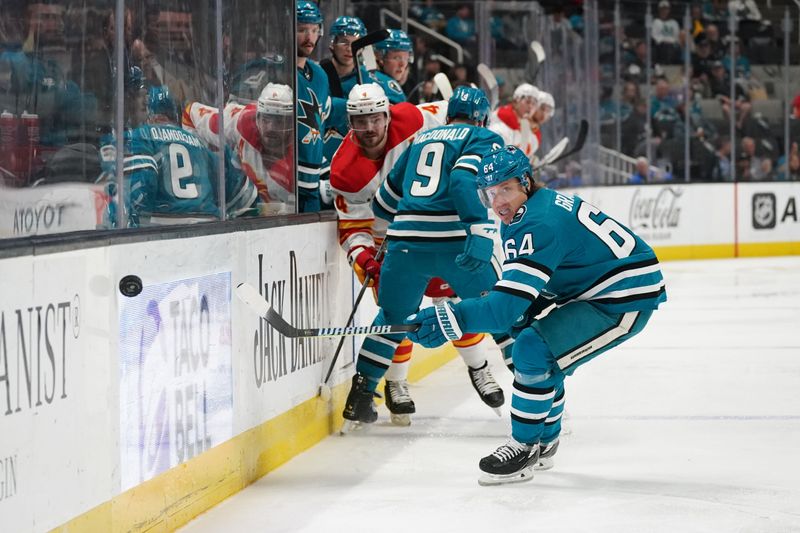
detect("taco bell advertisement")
[118,272,233,490]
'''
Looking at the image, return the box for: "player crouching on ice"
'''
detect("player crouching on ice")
[405,146,667,485]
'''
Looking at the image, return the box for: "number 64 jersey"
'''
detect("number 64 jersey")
[457,188,667,333]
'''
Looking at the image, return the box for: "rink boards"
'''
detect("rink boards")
[0,180,798,532]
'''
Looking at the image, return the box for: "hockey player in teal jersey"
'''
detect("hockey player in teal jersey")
[122,86,258,225]
[320,16,371,167]
[405,145,667,485]
[296,0,332,212]
[370,29,413,104]
[342,86,510,429]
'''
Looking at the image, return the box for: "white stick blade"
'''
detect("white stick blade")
[433,73,453,99]
[542,137,569,165]
[236,282,270,318]
[531,41,546,63]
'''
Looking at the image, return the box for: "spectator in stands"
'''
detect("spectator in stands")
[410,0,446,32]
[445,4,476,45]
[622,81,641,107]
[704,23,724,60]
[550,6,573,33]
[722,36,751,79]
[652,0,682,64]
[776,142,800,181]
[630,156,656,184]
[740,136,770,181]
[711,135,732,181]
[623,39,649,84]
[709,60,751,131]
[691,32,715,82]
[651,78,678,117]
[449,63,470,88]
[690,4,706,37]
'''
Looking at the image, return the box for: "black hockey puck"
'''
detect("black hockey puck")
[119,275,143,297]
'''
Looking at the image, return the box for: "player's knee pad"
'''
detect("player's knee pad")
[392,338,413,363]
[512,327,554,385]
[452,332,484,348]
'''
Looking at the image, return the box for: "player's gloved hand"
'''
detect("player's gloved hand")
[348,246,381,287]
[405,301,465,349]
[456,223,497,273]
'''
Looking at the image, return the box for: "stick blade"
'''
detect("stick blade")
[236,282,270,318]
[531,41,546,63]
[433,73,453,99]
[352,29,390,54]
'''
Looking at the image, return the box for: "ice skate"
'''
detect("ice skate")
[341,373,378,434]
[384,379,415,426]
[478,438,540,486]
[467,362,504,415]
[535,439,559,471]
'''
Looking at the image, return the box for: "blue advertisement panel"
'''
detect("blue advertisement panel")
[118,272,233,490]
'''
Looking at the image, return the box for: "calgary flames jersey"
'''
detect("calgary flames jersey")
[489,104,542,161]
[182,101,293,204]
[330,100,448,256]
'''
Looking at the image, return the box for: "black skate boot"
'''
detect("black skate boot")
[341,373,378,433]
[478,438,540,486]
[535,439,559,471]
[467,361,505,415]
[384,379,416,426]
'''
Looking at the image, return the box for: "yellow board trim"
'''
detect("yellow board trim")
[51,345,457,533]
[653,242,800,261]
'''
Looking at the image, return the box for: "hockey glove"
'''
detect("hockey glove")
[319,178,334,207]
[405,301,465,349]
[348,246,381,287]
[455,223,497,273]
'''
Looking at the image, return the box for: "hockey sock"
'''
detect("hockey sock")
[384,339,412,381]
[540,381,565,443]
[492,333,515,371]
[510,375,557,445]
[452,333,487,368]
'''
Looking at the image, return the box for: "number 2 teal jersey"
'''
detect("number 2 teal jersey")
[373,123,503,253]
[457,188,667,333]
[123,123,256,222]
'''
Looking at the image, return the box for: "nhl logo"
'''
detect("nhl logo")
[752,193,776,230]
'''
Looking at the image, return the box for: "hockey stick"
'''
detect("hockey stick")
[432,72,453,99]
[476,63,499,110]
[318,240,389,399]
[353,29,390,85]
[532,119,588,172]
[236,282,417,339]
[526,40,546,82]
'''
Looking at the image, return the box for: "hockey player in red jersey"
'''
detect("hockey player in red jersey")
[183,83,295,214]
[489,83,541,161]
[331,83,512,426]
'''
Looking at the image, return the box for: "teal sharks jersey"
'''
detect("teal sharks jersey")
[370,70,406,104]
[457,188,667,333]
[297,59,332,208]
[373,123,503,252]
[123,123,256,223]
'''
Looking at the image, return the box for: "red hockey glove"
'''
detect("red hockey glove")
[349,246,381,286]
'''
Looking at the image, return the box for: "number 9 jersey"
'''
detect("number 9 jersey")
[123,123,257,224]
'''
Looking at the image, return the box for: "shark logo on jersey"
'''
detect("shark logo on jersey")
[298,89,321,145]
[752,193,776,229]
[510,205,527,225]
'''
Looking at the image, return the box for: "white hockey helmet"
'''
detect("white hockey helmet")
[257,83,294,116]
[513,83,540,102]
[347,83,390,116]
[538,91,555,121]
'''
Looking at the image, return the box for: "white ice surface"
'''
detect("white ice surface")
[180,257,800,533]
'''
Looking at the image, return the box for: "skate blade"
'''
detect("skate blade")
[491,407,502,418]
[389,413,411,426]
[339,420,366,435]
[534,457,554,471]
[478,466,535,486]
